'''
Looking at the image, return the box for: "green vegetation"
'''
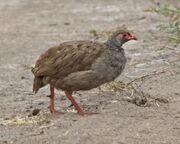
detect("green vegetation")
[153,5,180,44]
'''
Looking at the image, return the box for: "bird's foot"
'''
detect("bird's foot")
[50,110,64,115]
[77,111,98,116]
[64,91,98,116]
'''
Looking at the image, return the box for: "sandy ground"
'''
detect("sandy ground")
[0,0,180,144]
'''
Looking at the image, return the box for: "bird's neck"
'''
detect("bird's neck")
[104,38,123,50]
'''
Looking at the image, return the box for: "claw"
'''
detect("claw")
[51,110,64,115]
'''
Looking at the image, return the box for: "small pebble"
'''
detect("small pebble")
[26,109,30,112]
[29,105,33,108]
[40,130,44,134]
[32,109,40,116]
[68,104,73,107]
[4,117,10,120]
[38,102,44,105]
[64,22,70,25]
[21,76,25,79]
[46,95,50,97]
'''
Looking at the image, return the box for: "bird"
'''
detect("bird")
[31,30,137,115]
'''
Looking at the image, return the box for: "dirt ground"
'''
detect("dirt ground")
[0,0,180,144]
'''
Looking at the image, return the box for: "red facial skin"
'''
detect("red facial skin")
[118,32,137,41]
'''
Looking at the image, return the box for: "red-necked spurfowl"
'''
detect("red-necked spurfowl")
[32,30,137,115]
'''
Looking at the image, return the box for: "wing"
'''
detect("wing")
[32,41,106,79]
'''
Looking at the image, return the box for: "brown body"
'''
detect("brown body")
[32,40,126,92]
[31,31,137,115]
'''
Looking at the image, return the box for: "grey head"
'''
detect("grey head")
[105,30,137,49]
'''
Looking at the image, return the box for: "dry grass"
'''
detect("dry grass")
[104,70,169,107]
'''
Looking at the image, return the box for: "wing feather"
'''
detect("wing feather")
[32,41,105,79]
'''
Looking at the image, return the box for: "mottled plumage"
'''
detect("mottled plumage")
[31,30,137,115]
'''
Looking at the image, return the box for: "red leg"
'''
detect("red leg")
[65,91,98,116]
[49,84,63,114]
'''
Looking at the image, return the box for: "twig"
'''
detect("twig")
[126,70,165,86]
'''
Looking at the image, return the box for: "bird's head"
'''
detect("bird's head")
[106,30,137,48]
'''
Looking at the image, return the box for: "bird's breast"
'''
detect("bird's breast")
[92,50,126,82]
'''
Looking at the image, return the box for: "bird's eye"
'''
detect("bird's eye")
[123,34,127,37]
[127,32,130,35]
